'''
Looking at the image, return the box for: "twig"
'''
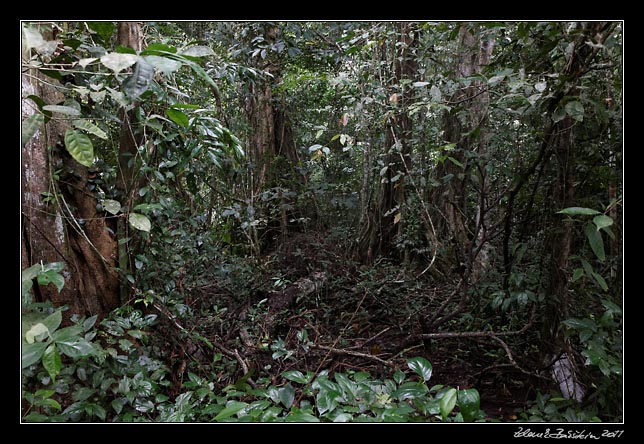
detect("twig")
[489,336,549,381]
[309,344,393,367]
[359,326,392,349]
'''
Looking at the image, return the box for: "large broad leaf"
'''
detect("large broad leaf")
[565,100,585,122]
[100,52,138,74]
[180,45,215,57]
[278,384,295,409]
[584,223,605,262]
[407,356,433,382]
[593,215,613,231]
[102,199,122,215]
[143,55,182,75]
[22,113,44,147]
[25,323,49,344]
[128,213,151,232]
[440,388,457,420]
[557,207,600,216]
[390,382,429,400]
[42,105,81,116]
[37,269,65,293]
[22,342,48,368]
[281,370,309,384]
[285,411,320,422]
[64,129,94,167]
[73,119,108,140]
[42,344,62,382]
[166,108,189,127]
[41,310,63,336]
[458,389,481,422]
[56,338,95,358]
[212,401,248,421]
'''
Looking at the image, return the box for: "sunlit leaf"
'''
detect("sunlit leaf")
[593,215,613,231]
[42,344,62,382]
[440,388,457,420]
[557,207,600,216]
[43,105,81,116]
[129,213,151,232]
[102,199,122,215]
[458,389,480,422]
[166,108,189,127]
[100,52,138,74]
[25,323,49,344]
[73,119,108,140]
[64,129,94,167]
[181,45,215,57]
[143,55,182,75]
[407,356,433,382]
[212,401,247,421]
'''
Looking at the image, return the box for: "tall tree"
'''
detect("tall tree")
[21,23,120,321]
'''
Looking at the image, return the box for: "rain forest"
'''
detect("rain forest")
[21,21,623,423]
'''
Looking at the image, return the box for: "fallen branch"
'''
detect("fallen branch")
[309,344,393,367]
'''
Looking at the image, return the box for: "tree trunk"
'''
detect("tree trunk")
[430,23,494,276]
[21,26,119,322]
[358,22,418,263]
[541,22,614,358]
[245,24,299,250]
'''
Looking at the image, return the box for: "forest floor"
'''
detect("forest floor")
[150,230,547,421]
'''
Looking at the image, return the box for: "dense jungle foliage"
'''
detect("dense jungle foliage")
[21,21,622,423]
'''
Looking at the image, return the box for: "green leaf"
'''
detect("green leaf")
[42,310,63,335]
[102,199,122,215]
[563,318,597,331]
[64,129,94,167]
[557,207,600,216]
[181,45,215,57]
[22,342,48,368]
[593,215,613,231]
[584,223,605,262]
[407,356,433,382]
[22,113,44,147]
[279,384,296,409]
[37,270,65,293]
[391,383,429,400]
[25,323,49,344]
[212,401,247,421]
[73,119,108,140]
[430,85,442,102]
[447,156,464,168]
[100,52,138,74]
[440,388,457,420]
[140,43,178,55]
[42,105,81,116]
[458,389,480,422]
[552,107,567,123]
[42,344,62,382]
[129,213,151,232]
[281,370,309,384]
[572,268,584,282]
[87,22,115,41]
[285,411,320,422]
[565,100,585,122]
[591,272,608,291]
[143,55,182,75]
[166,108,189,127]
[56,338,95,358]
